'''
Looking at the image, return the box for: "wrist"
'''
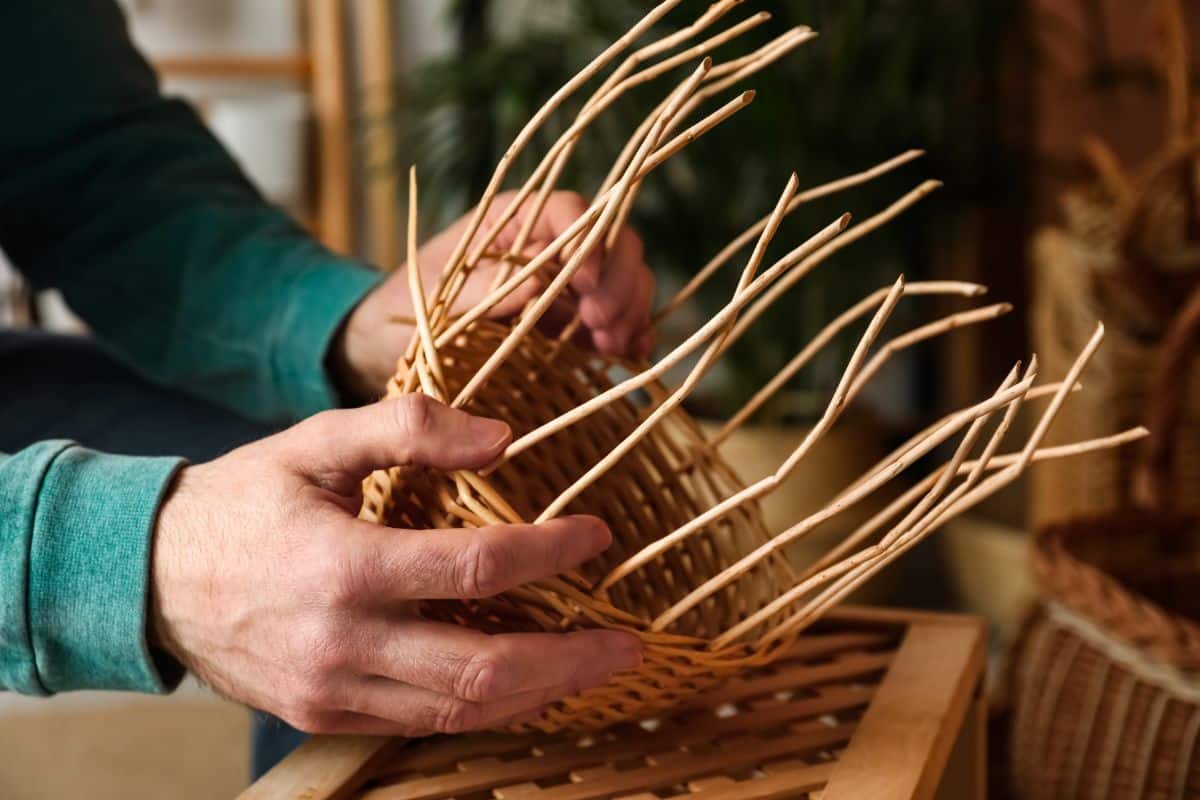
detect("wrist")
[148,465,203,669]
[330,288,406,403]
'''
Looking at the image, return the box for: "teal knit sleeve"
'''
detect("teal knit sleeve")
[1,442,184,695]
[0,1,383,424]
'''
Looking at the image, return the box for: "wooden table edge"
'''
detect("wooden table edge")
[819,611,987,800]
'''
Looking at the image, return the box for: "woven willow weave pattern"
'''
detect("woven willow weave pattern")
[358,0,1143,733]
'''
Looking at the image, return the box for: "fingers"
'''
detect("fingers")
[294,705,544,737]
[536,191,608,292]
[477,191,655,357]
[590,249,656,356]
[289,396,512,492]
[348,515,612,601]
[359,619,643,701]
[295,623,641,736]
[303,678,568,737]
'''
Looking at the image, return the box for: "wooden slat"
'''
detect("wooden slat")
[686,651,892,709]
[819,620,985,800]
[503,724,853,800]
[154,54,311,80]
[694,761,834,800]
[356,0,401,269]
[360,698,864,800]
[784,630,897,659]
[306,0,353,254]
[237,736,401,800]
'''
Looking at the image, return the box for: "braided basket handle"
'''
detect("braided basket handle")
[1133,280,1200,508]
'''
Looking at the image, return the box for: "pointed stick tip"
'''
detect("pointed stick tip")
[1132,425,1150,438]
[968,283,988,297]
[997,302,1015,314]
[756,11,772,21]
[741,89,757,103]
[700,56,714,70]
[837,212,852,229]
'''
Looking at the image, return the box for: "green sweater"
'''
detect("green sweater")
[0,2,382,695]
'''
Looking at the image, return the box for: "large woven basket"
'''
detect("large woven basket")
[1009,294,1200,799]
[1031,170,1200,528]
[357,1,1139,735]
[1031,0,1200,527]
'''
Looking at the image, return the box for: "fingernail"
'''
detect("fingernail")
[606,632,644,670]
[567,515,611,551]
[469,416,511,450]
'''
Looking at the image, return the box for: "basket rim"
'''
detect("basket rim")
[1033,509,1200,670]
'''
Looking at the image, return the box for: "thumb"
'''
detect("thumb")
[289,396,511,489]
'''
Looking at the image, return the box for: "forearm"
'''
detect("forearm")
[0,442,184,694]
[0,1,382,423]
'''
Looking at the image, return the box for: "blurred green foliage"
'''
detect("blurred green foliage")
[385,0,1011,419]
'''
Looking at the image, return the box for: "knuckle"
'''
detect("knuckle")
[309,536,362,610]
[294,666,340,709]
[301,409,342,443]
[556,190,588,214]
[455,651,505,703]
[431,697,480,735]
[297,617,352,677]
[393,394,438,440]
[283,680,340,732]
[456,537,511,598]
[582,296,621,328]
[285,707,328,734]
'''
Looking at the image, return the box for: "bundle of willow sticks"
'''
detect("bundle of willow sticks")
[359,0,1145,733]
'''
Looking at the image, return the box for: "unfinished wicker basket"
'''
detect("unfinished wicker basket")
[359,0,1144,734]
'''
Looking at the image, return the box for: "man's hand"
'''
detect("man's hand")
[150,396,642,736]
[334,191,656,399]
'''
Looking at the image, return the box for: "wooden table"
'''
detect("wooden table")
[241,606,986,800]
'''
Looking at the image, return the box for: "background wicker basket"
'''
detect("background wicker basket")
[1031,182,1200,528]
[1030,0,1200,528]
[1009,294,1200,799]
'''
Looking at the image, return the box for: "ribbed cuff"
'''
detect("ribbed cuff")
[269,258,382,419]
[27,444,185,694]
[0,441,71,695]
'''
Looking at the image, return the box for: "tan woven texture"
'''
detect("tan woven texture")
[1030,0,1200,527]
[1030,228,1200,527]
[1014,12,1200,778]
[1009,513,1200,800]
[357,1,1139,734]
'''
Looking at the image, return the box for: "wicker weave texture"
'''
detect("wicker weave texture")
[1009,505,1200,799]
[356,0,1139,734]
[1031,230,1200,527]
